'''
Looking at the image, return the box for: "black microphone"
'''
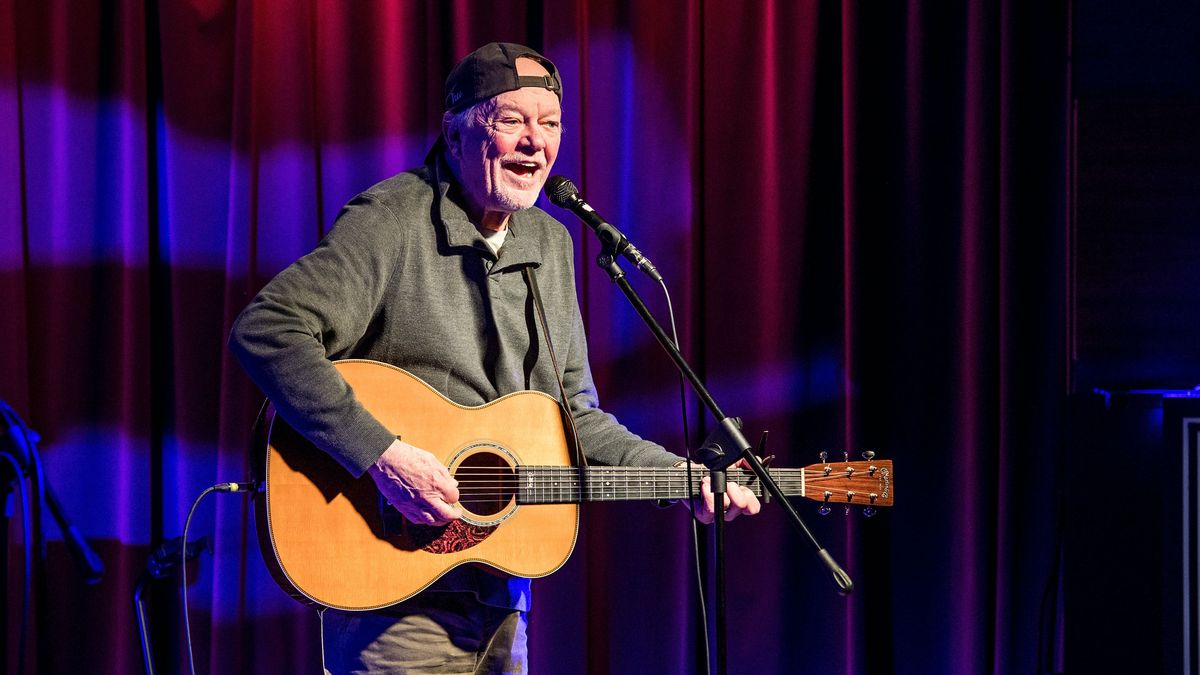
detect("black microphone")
[545,176,662,282]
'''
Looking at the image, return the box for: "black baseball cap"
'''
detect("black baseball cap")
[444,42,562,112]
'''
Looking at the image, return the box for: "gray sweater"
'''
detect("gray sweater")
[229,159,680,609]
[230,159,679,474]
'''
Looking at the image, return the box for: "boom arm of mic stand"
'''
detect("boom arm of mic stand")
[592,248,852,594]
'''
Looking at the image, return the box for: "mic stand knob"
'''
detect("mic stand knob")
[596,252,625,281]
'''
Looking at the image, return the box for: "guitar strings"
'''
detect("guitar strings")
[449,468,870,484]
[439,467,880,503]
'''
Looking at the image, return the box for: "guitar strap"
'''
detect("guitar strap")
[522,266,588,468]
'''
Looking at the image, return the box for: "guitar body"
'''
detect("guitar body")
[257,360,579,611]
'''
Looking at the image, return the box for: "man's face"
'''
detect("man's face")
[446,59,562,225]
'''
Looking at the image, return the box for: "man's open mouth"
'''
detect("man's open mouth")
[503,160,540,178]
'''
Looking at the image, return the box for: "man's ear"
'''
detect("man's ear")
[442,113,460,158]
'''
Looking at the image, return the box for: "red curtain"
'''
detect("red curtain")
[1,1,1069,673]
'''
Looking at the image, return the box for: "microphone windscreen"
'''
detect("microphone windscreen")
[545,176,578,207]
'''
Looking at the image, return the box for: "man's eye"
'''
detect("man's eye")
[495,118,522,130]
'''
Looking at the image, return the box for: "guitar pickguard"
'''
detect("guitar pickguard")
[412,520,498,553]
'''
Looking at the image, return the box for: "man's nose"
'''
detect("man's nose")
[520,122,547,151]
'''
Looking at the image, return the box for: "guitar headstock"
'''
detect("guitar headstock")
[801,458,894,511]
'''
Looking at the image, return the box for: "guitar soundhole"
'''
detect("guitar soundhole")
[454,450,516,517]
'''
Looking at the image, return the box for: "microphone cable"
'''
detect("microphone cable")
[657,276,712,675]
[546,175,710,671]
[180,480,258,675]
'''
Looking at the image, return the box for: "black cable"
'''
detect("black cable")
[657,277,711,675]
[26,427,47,564]
[26,420,48,675]
[180,481,257,675]
[180,485,217,675]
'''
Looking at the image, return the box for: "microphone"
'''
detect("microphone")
[545,176,662,281]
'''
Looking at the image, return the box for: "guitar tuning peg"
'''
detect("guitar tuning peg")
[863,506,877,518]
[843,451,850,463]
[844,505,851,516]
[818,450,829,463]
[861,450,876,461]
[819,490,832,515]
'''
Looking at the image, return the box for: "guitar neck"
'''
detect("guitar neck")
[516,466,801,503]
[515,460,892,509]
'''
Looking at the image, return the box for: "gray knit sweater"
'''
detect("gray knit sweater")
[228,159,680,609]
[230,159,679,474]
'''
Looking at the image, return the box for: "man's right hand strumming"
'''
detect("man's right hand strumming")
[366,438,461,526]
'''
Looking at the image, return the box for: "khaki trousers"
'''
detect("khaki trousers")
[322,592,526,674]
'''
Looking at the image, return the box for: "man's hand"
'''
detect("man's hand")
[366,438,461,525]
[687,459,762,524]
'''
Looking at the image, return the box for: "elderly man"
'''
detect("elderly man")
[230,42,759,674]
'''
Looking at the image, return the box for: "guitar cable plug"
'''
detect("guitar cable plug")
[180,479,262,675]
[213,481,260,493]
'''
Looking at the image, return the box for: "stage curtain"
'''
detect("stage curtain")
[0,0,1068,672]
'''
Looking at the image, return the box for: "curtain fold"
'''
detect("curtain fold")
[1,1,1068,673]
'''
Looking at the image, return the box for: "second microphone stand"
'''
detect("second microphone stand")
[591,247,852,675]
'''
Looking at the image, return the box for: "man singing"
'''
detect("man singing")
[230,42,759,674]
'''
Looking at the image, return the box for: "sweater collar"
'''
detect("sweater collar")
[428,152,544,270]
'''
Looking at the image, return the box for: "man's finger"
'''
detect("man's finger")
[727,484,746,509]
[438,476,461,503]
[427,497,460,524]
[729,483,757,511]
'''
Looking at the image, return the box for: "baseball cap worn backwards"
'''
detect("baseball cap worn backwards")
[444,42,562,112]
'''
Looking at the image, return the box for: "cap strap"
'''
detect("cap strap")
[516,74,561,93]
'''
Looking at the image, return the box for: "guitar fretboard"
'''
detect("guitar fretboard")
[513,466,808,504]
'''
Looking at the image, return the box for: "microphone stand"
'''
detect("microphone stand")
[590,247,852,675]
[1,402,106,675]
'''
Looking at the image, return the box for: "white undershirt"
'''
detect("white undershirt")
[480,227,508,254]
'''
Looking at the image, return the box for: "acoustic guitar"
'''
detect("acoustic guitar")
[255,359,894,610]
